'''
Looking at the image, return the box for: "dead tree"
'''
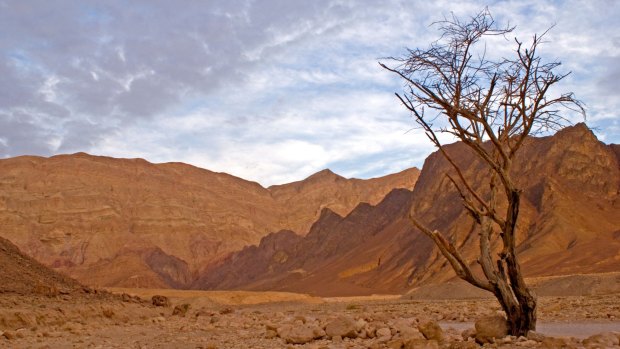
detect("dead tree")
[380,9,583,336]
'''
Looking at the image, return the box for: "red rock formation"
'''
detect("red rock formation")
[0,152,418,288]
[194,124,620,296]
[269,168,419,234]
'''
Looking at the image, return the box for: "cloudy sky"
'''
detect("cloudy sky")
[1,0,619,186]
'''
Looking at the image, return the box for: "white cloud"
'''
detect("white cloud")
[2,0,619,184]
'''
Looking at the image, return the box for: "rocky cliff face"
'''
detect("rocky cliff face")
[195,124,620,296]
[192,189,426,296]
[269,168,419,234]
[0,153,418,288]
[406,123,620,286]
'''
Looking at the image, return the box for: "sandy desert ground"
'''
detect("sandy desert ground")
[1,283,619,349]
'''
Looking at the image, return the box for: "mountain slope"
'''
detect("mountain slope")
[0,235,82,295]
[195,123,620,296]
[269,167,419,234]
[0,153,418,288]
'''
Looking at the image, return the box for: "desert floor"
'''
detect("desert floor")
[1,286,619,349]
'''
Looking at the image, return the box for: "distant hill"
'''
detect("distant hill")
[0,153,418,289]
[0,235,81,295]
[194,124,620,296]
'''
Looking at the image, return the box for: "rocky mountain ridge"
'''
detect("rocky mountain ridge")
[194,123,620,296]
[0,153,418,288]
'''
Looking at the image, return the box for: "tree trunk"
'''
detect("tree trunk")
[494,283,537,336]
[504,294,536,336]
[502,189,537,336]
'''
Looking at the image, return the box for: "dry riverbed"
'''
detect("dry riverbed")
[1,289,619,348]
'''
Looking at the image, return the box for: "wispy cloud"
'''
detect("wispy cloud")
[1,0,618,184]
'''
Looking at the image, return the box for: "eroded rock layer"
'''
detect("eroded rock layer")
[195,124,620,296]
[0,153,418,288]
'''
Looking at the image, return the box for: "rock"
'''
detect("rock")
[151,295,169,307]
[376,327,392,341]
[265,322,278,332]
[474,315,508,344]
[325,316,357,339]
[403,338,439,349]
[172,303,190,317]
[102,308,114,318]
[2,330,16,340]
[515,339,538,347]
[387,338,404,349]
[582,332,620,347]
[526,330,545,342]
[393,318,422,341]
[354,318,367,332]
[151,316,166,324]
[219,307,234,315]
[540,336,577,349]
[265,329,277,339]
[277,324,324,344]
[461,328,476,340]
[418,320,444,342]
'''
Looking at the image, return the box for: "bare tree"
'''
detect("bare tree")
[380,9,583,336]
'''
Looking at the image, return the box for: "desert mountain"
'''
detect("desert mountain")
[194,123,620,296]
[269,167,420,234]
[0,153,418,288]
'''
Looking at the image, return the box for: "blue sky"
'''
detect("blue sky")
[1,0,619,186]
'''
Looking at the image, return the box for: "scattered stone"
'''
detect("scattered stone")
[526,330,545,342]
[2,330,16,340]
[151,316,166,324]
[376,327,392,341]
[474,315,508,344]
[265,329,277,339]
[582,332,620,347]
[540,336,577,349]
[392,318,422,341]
[151,295,170,307]
[515,339,538,347]
[276,324,325,344]
[418,320,444,342]
[387,338,404,349]
[172,303,190,317]
[461,328,476,341]
[102,308,114,318]
[219,307,234,315]
[325,316,357,339]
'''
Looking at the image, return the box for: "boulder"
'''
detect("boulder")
[325,316,357,338]
[582,332,620,348]
[277,324,324,344]
[474,315,508,344]
[151,295,169,307]
[418,320,444,342]
[539,336,577,349]
[172,303,190,317]
[376,327,392,341]
[393,318,423,341]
